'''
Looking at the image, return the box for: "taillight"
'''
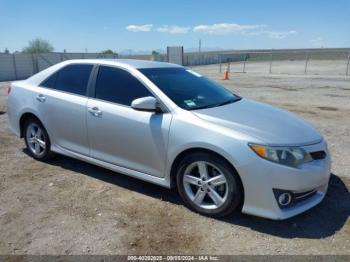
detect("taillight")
[5,84,11,95]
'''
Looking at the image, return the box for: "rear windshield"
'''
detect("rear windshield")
[139,68,240,110]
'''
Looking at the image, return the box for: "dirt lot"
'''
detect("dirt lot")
[0,64,349,255]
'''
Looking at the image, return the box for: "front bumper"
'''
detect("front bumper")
[238,140,331,220]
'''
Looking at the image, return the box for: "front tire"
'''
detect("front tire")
[24,117,53,161]
[176,152,243,217]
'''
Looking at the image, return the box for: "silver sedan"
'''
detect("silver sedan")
[7,59,331,219]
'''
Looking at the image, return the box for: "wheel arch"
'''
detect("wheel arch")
[19,112,42,138]
[169,147,244,205]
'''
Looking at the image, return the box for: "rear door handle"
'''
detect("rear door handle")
[88,107,103,117]
[36,94,46,103]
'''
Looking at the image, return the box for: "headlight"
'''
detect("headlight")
[249,143,312,168]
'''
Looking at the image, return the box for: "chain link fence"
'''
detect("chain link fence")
[184,48,350,76]
[1,48,349,81]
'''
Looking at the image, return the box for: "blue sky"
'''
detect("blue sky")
[1,0,349,53]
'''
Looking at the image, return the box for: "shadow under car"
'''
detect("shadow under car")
[25,149,350,239]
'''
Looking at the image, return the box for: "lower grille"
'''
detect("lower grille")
[294,189,317,204]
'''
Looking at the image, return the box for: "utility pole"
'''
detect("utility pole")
[304,52,309,74]
[346,51,350,76]
[198,39,202,53]
[269,49,273,74]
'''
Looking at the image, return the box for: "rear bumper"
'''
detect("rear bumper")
[7,98,21,137]
[238,140,331,220]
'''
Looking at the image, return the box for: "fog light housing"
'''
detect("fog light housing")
[278,192,292,206]
[273,188,318,209]
[273,189,293,208]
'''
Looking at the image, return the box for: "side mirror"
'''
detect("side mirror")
[131,96,161,112]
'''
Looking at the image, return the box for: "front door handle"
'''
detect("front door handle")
[88,107,103,117]
[36,94,46,103]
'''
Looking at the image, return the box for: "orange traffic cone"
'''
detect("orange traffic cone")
[223,70,229,80]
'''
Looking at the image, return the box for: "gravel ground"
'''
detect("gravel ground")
[0,63,349,255]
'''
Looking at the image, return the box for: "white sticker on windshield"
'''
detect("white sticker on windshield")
[186,69,202,77]
[184,100,196,107]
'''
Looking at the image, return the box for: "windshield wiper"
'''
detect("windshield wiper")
[215,97,242,107]
[189,97,242,111]
[189,104,216,110]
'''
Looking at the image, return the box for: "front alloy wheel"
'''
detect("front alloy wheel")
[183,161,229,209]
[177,152,243,217]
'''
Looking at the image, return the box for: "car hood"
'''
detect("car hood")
[192,99,322,146]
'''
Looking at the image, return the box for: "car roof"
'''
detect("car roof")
[25,59,183,86]
[64,59,183,69]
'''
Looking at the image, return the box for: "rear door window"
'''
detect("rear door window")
[41,64,93,96]
[41,72,57,88]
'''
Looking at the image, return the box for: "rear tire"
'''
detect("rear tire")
[176,152,243,217]
[24,117,54,161]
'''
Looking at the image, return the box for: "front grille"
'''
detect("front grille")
[310,151,326,160]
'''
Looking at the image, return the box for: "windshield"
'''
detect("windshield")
[139,67,241,110]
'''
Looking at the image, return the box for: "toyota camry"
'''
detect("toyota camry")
[7,59,331,219]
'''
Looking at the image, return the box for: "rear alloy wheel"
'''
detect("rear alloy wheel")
[177,152,242,217]
[24,118,53,160]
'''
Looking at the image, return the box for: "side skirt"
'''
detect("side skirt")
[51,145,171,188]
